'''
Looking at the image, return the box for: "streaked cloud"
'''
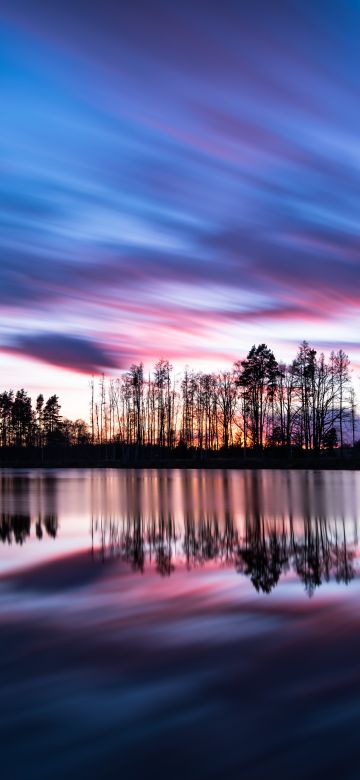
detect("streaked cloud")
[1,0,360,413]
[6,333,119,374]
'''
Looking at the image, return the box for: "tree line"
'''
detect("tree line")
[0,390,89,447]
[89,341,357,451]
[0,341,357,451]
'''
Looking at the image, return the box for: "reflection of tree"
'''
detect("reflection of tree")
[236,527,288,594]
[44,514,58,538]
[237,515,355,596]
[334,520,354,586]
[35,515,43,539]
[0,514,31,545]
[235,473,289,593]
[151,513,175,577]
[293,518,322,596]
[125,518,145,572]
[183,513,239,569]
[292,516,354,596]
[34,513,59,542]
[93,508,355,596]
[0,471,59,546]
[0,512,59,545]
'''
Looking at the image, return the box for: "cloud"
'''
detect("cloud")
[5,333,120,374]
[2,0,360,380]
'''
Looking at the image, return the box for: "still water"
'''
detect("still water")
[1,469,360,779]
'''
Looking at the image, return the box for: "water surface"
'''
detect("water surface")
[1,469,360,779]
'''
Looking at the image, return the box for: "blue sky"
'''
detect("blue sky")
[1,1,360,416]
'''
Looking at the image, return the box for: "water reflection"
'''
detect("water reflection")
[0,469,358,595]
[1,469,359,780]
[0,472,59,545]
[0,514,31,545]
[92,510,355,594]
[0,513,58,544]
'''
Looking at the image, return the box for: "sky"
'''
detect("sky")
[1,0,360,419]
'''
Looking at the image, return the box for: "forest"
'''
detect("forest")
[0,341,358,462]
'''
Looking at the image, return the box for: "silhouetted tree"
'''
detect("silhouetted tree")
[237,344,279,448]
[0,391,13,446]
[11,390,33,446]
[43,395,61,444]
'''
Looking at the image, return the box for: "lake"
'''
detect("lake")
[1,468,360,779]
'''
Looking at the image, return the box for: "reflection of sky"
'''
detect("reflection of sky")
[2,532,360,778]
[1,468,359,581]
[2,3,360,416]
[2,467,360,777]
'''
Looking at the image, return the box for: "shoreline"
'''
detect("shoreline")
[0,450,359,470]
